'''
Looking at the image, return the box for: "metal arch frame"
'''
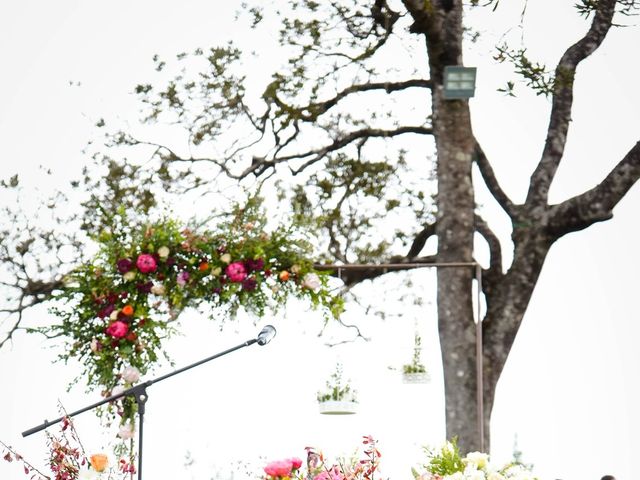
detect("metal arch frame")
[315,261,485,452]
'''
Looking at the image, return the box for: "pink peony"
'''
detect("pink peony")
[106,320,129,339]
[264,460,293,478]
[225,261,247,282]
[136,254,157,274]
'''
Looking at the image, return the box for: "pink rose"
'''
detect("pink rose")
[136,254,157,274]
[225,261,247,282]
[264,459,293,478]
[289,457,303,470]
[106,320,129,339]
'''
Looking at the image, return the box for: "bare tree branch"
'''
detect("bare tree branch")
[272,79,433,122]
[474,213,503,282]
[526,0,617,207]
[407,222,436,258]
[474,142,517,218]
[0,277,64,349]
[547,140,640,236]
[288,126,434,175]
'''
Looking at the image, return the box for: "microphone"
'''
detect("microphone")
[256,325,277,346]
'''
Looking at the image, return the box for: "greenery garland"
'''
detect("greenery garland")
[46,201,342,428]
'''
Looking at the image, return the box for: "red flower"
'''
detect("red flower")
[106,321,129,339]
[116,258,133,274]
[136,254,157,274]
[242,277,257,291]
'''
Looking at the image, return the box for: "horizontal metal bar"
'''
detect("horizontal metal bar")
[313,262,478,270]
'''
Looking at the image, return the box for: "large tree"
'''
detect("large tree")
[2,0,640,453]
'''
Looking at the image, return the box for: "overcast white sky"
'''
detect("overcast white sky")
[1,1,639,480]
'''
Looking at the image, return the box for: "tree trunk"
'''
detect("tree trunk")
[417,1,480,453]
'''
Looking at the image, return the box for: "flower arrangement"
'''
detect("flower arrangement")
[316,363,358,404]
[263,435,381,480]
[1,412,136,480]
[413,439,539,480]
[45,199,343,427]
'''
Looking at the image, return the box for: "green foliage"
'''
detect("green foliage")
[423,439,465,476]
[494,44,554,97]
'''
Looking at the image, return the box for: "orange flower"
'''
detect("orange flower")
[90,453,109,472]
[121,305,134,316]
[198,262,210,272]
[278,271,290,281]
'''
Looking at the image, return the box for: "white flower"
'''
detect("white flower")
[465,451,489,470]
[121,366,140,384]
[211,266,222,276]
[150,283,166,296]
[290,264,301,274]
[487,472,506,480]
[302,273,321,290]
[118,422,135,440]
[90,338,100,353]
[123,271,136,281]
[111,385,125,397]
[220,253,232,263]
[465,469,486,480]
[157,246,170,259]
[109,309,119,321]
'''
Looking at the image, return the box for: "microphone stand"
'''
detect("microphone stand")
[23,327,276,480]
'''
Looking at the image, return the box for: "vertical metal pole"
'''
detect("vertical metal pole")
[475,264,485,452]
[134,388,148,480]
